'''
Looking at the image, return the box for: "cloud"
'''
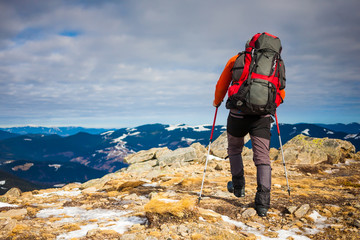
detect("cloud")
[0,0,359,127]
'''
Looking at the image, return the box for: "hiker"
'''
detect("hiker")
[213,32,286,217]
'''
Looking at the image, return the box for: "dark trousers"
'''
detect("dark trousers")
[227,114,272,208]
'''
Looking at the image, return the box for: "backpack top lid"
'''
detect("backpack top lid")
[248,32,282,54]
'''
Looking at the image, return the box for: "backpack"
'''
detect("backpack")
[226,32,286,115]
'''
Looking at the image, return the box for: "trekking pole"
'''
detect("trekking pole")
[198,107,218,204]
[275,112,291,196]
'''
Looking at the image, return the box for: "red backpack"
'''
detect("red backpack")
[226,32,286,115]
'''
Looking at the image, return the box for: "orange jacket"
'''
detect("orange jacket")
[213,55,286,107]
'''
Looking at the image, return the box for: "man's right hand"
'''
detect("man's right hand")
[213,100,221,108]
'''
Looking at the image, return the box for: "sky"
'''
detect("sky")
[0,0,359,128]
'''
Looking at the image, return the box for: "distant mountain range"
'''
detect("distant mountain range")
[0,126,116,137]
[269,122,360,150]
[0,122,359,194]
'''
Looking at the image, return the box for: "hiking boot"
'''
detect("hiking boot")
[227,181,245,198]
[255,184,270,217]
[255,206,268,217]
[234,187,245,198]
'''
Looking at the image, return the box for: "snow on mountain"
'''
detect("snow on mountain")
[301,129,310,135]
[100,130,115,136]
[165,124,212,132]
[344,133,360,140]
[48,164,62,171]
[112,131,141,144]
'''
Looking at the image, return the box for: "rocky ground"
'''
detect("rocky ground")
[0,134,360,239]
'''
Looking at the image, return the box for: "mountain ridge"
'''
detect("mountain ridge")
[0,132,359,239]
[0,122,359,192]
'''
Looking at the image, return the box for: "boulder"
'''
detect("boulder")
[0,208,27,218]
[4,188,22,198]
[125,159,158,173]
[124,147,170,164]
[273,134,356,165]
[210,131,228,158]
[294,204,310,218]
[190,142,207,162]
[210,131,250,159]
[158,147,197,167]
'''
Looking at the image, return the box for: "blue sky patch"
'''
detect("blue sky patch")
[59,30,80,37]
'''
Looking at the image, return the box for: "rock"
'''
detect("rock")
[325,204,341,213]
[4,188,22,198]
[0,208,27,218]
[124,148,166,164]
[198,208,222,221]
[210,131,228,158]
[125,159,159,173]
[353,219,360,228]
[286,206,297,214]
[117,181,145,192]
[119,233,137,240]
[158,147,197,167]
[269,148,279,160]
[214,190,232,198]
[145,169,164,179]
[245,221,262,229]
[0,217,17,234]
[263,231,279,238]
[211,131,250,158]
[330,224,344,230]
[242,146,253,161]
[294,204,310,218]
[273,134,356,165]
[214,164,223,171]
[81,177,108,190]
[242,208,257,218]
[190,142,207,162]
[177,224,189,237]
[86,229,121,238]
[123,193,140,201]
[82,186,98,194]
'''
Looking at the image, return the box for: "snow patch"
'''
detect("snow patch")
[301,129,310,135]
[344,134,357,139]
[53,184,66,188]
[24,138,32,141]
[209,155,226,161]
[192,125,212,132]
[0,202,18,208]
[324,129,334,134]
[49,164,62,171]
[36,207,146,239]
[112,134,128,143]
[181,137,196,143]
[166,124,211,132]
[221,210,328,239]
[324,169,340,174]
[142,183,159,187]
[308,210,327,224]
[112,131,140,144]
[101,130,114,136]
[0,180,5,185]
[304,211,328,235]
[34,189,82,198]
[222,215,310,240]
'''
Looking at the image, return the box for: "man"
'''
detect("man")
[213,33,286,217]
